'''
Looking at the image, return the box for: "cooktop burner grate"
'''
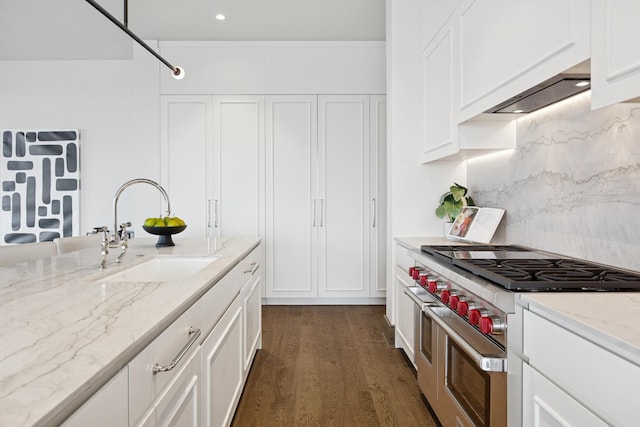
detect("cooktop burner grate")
[419,244,640,291]
[454,258,640,291]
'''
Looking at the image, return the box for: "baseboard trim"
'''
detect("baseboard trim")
[262,297,386,305]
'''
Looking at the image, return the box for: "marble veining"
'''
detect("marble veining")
[468,92,640,270]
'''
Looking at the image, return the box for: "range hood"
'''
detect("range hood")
[485,73,590,114]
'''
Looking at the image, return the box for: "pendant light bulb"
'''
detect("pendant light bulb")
[173,66,185,80]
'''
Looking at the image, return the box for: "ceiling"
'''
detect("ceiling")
[0,0,385,60]
[128,0,386,41]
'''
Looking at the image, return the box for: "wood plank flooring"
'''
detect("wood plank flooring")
[232,305,439,426]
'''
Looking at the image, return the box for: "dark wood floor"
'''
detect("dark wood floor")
[232,305,438,426]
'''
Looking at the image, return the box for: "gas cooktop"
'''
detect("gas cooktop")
[420,244,640,292]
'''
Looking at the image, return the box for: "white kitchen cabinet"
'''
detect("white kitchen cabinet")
[369,95,387,299]
[265,95,385,303]
[201,303,244,427]
[421,2,516,163]
[160,96,212,238]
[265,95,318,299]
[211,95,265,239]
[61,367,128,427]
[394,266,416,365]
[522,309,640,426]
[522,364,607,427]
[422,17,458,161]
[421,0,464,50]
[457,0,589,122]
[591,0,640,109]
[136,347,201,427]
[129,301,202,427]
[318,95,371,299]
[241,254,262,375]
[200,244,261,427]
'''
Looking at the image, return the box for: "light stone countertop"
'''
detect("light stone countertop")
[0,236,260,427]
[394,236,640,366]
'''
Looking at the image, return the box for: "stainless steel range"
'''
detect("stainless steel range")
[405,244,640,427]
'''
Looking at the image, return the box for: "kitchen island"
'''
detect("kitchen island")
[0,236,260,427]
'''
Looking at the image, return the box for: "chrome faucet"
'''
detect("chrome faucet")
[92,226,110,269]
[110,178,172,262]
[114,222,131,263]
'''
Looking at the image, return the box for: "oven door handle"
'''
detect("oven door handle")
[423,304,507,373]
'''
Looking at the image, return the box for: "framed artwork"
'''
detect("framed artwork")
[1,130,80,244]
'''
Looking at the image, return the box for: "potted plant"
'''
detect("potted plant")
[435,182,475,224]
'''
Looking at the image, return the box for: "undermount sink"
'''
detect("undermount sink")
[100,256,217,283]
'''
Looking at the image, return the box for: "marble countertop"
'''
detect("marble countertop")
[0,236,260,427]
[395,236,640,366]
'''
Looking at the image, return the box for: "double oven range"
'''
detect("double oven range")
[404,244,640,427]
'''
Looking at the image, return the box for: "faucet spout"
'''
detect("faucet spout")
[112,178,171,247]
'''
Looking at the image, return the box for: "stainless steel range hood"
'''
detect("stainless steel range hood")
[485,73,590,114]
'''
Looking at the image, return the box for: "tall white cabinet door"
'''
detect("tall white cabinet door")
[161,96,212,238]
[265,95,318,299]
[370,95,387,298]
[591,1,640,109]
[318,95,370,298]
[212,96,265,239]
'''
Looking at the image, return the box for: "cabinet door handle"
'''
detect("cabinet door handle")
[372,198,377,228]
[312,199,317,227]
[320,198,324,227]
[207,199,212,228]
[243,261,259,275]
[152,327,201,375]
[213,199,219,228]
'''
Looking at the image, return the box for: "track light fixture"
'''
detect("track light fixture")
[85,0,184,80]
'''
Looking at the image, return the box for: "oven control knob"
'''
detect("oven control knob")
[427,280,444,293]
[411,267,422,280]
[419,274,429,287]
[440,289,451,304]
[408,267,416,276]
[479,315,506,335]
[457,300,470,316]
[449,295,464,310]
[469,308,486,325]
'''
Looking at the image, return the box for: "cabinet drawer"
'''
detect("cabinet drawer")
[239,245,261,285]
[523,310,640,426]
[395,244,413,272]
[201,265,242,338]
[129,301,202,426]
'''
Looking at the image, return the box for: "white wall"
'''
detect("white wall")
[0,43,162,238]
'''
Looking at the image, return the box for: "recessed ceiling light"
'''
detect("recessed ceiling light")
[215,13,226,21]
[575,81,590,87]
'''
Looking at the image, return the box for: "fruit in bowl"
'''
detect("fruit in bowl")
[142,216,187,246]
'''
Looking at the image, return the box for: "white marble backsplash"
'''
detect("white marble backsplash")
[468,92,640,271]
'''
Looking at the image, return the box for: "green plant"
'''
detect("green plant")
[435,182,475,222]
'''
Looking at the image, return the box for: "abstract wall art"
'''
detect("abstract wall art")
[1,130,80,244]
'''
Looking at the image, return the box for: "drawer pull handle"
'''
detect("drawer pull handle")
[243,261,259,275]
[152,327,201,375]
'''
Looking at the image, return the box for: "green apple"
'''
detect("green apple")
[166,218,181,227]
[154,218,167,227]
[144,217,157,227]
